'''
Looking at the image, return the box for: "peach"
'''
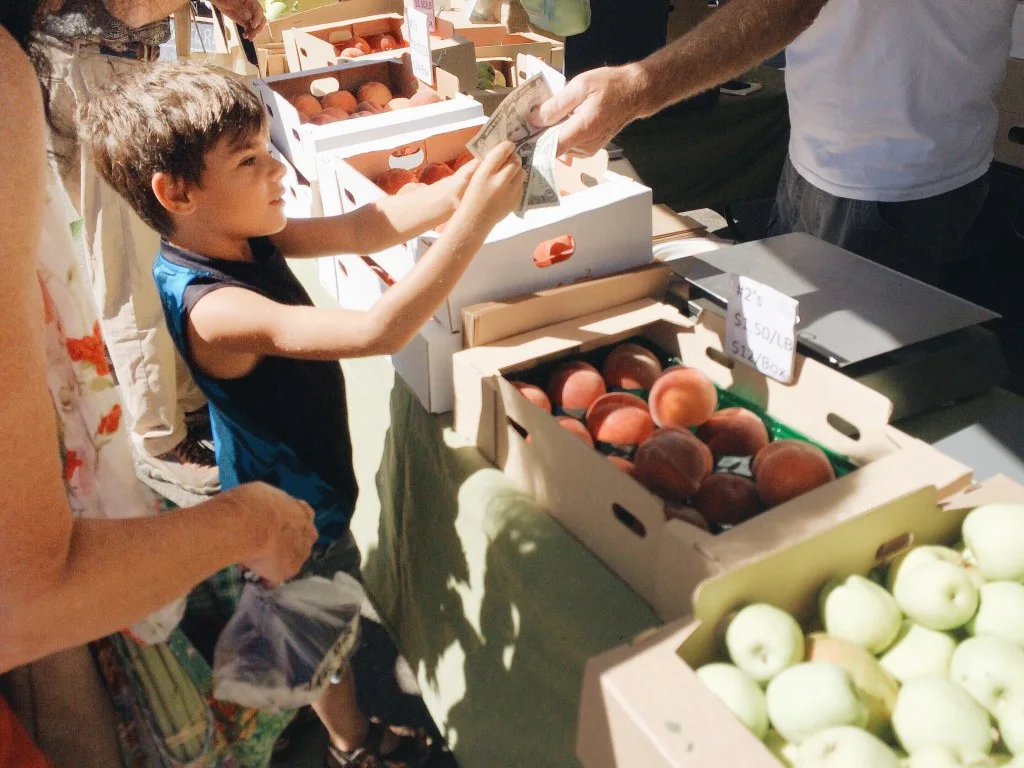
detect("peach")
[696,407,770,458]
[409,89,444,107]
[337,47,365,59]
[546,361,606,417]
[528,416,594,447]
[387,97,412,110]
[290,93,322,119]
[585,392,655,451]
[348,111,375,119]
[512,381,551,413]
[349,36,371,55]
[751,440,783,476]
[307,110,342,125]
[375,168,417,195]
[634,427,713,502]
[417,162,454,185]
[607,455,636,477]
[448,152,475,171]
[665,504,710,530]
[354,100,384,114]
[320,107,350,122]
[694,473,763,527]
[396,181,427,195]
[357,81,393,108]
[377,33,401,51]
[648,366,718,429]
[601,343,663,392]
[321,89,357,113]
[754,439,836,507]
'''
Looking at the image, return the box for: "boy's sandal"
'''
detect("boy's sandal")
[326,719,433,768]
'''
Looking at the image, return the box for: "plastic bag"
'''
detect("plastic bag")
[466,0,502,22]
[518,0,590,36]
[211,572,364,711]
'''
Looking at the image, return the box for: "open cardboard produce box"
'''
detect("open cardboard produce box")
[470,56,517,116]
[284,14,477,91]
[575,475,1024,767]
[452,264,974,621]
[271,143,322,218]
[452,23,556,63]
[256,54,483,181]
[321,111,654,334]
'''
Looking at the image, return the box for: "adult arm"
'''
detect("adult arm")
[534,0,829,155]
[0,29,314,672]
[105,0,266,39]
[272,162,473,259]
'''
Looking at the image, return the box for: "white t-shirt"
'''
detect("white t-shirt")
[785,0,1015,202]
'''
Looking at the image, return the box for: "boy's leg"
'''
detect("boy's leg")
[45,41,217,494]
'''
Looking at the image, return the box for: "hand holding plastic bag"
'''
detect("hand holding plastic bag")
[212,572,364,711]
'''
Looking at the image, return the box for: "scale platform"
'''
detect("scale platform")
[669,233,1008,420]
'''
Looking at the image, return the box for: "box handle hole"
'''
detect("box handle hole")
[389,145,426,170]
[506,415,529,442]
[580,172,599,188]
[292,128,302,142]
[344,189,356,205]
[335,259,348,278]
[532,235,575,268]
[612,503,647,538]
[875,533,913,565]
[827,413,861,441]
[265,102,275,119]
[705,346,735,369]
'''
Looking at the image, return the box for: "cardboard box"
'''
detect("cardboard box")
[450,23,555,63]
[995,108,1024,170]
[575,475,1024,768]
[271,144,323,218]
[214,0,405,50]
[284,14,477,91]
[451,265,974,620]
[327,92,654,334]
[998,57,1024,116]
[469,57,517,116]
[331,248,463,412]
[1013,1,1024,60]
[256,54,483,180]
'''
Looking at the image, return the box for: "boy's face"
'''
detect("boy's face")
[189,125,289,241]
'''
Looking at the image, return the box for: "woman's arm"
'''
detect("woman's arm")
[0,29,315,671]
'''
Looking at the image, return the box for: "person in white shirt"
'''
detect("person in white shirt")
[533,0,1016,285]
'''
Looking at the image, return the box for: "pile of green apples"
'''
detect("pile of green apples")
[695,501,1024,767]
[476,61,507,89]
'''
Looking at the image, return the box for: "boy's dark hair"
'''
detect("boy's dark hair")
[79,61,266,237]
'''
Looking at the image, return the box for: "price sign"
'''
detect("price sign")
[725,273,800,384]
[412,0,436,30]
[406,7,433,85]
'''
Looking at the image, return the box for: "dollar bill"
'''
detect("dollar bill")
[516,124,561,216]
[465,71,554,160]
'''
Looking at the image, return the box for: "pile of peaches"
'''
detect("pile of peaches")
[511,341,845,532]
[333,32,404,59]
[289,81,444,126]
[373,152,474,196]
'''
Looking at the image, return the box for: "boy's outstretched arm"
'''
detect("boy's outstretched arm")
[187,143,524,378]
[271,160,477,259]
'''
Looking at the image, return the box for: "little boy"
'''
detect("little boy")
[80,61,523,767]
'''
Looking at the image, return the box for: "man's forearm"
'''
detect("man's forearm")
[105,0,185,29]
[632,0,828,117]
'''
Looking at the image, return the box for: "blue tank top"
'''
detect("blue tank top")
[154,237,355,545]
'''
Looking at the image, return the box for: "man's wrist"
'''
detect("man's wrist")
[622,61,658,120]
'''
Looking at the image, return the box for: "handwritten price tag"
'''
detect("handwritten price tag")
[406,8,433,85]
[412,0,436,30]
[725,273,799,384]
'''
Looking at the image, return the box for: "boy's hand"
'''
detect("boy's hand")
[457,142,526,228]
[229,482,318,585]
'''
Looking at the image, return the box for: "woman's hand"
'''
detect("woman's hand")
[228,482,318,585]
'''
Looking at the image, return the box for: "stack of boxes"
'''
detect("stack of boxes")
[996,3,1024,169]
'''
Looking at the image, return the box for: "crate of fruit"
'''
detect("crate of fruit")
[452,264,973,621]
[577,474,1024,767]
[283,14,476,91]
[255,53,483,181]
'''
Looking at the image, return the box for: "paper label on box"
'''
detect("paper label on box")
[725,273,799,384]
[406,8,434,84]
[409,0,436,30]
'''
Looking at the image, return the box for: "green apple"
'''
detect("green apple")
[892,675,993,755]
[787,726,900,768]
[265,0,292,21]
[879,620,958,683]
[889,547,980,631]
[765,663,869,743]
[764,729,796,766]
[949,635,1024,714]
[725,603,805,684]
[962,503,1024,581]
[888,545,985,591]
[905,746,1008,767]
[970,582,1024,648]
[695,663,769,740]
[805,633,899,737]
[998,693,1024,755]
[819,575,902,653]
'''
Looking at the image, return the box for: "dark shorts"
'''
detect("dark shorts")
[768,157,992,285]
